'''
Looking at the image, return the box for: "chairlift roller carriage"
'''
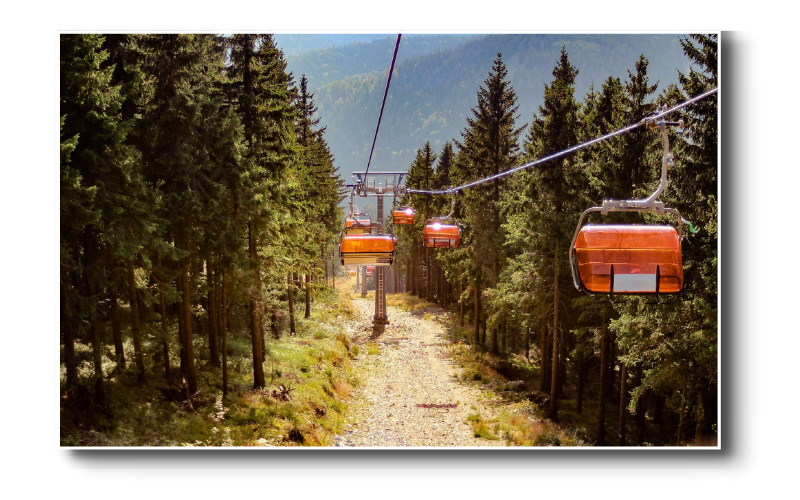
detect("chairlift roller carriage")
[570,106,695,296]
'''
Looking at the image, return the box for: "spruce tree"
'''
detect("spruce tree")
[457,53,524,352]
[138,34,238,394]
[61,33,160,397]
[518,46,581,420]
[225,34,298,387]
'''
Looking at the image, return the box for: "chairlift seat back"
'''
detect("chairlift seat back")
[423,221,461,248]
[340,234,396,266]
[393,207,415,225]
[574,225,682,294]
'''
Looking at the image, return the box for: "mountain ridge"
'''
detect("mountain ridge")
[281,33,693,185]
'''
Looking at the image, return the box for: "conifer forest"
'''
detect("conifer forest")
[60,33,718,447]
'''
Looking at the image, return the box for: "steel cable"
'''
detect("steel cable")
[406,87,718,195]
[364,34,402,179]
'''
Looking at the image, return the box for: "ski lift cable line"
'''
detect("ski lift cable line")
[406,87,718,196]
[363,34,402,179]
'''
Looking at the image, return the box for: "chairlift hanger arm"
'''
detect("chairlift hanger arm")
[568,103,697,295]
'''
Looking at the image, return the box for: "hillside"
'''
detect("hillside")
[279,34,480,88]
[281,34,692,181]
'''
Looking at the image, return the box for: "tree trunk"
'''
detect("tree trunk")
[160,291,170,379]
[425,248,431,301]
[503,320,508,356]
[695,384,717,446]
[596,305,608,446]
[127,262,146,384]
[637,366,646,445]
[576,330,584,414]
[323,246,329,285]
[207,259,220,368]
[677,382,686,446]
[481,307,487,347]
[473,271,480,344]
[491,254,498,354]
[539,319,550,392]
[110,289,126,370]
[89,302,106,407]
[459,278,464,327]
[270,309,279,339]
[557,325,566,396]
[177,267,187,375]
[82,242,107,406]
[406,257,412,296]
[305,273,311,319]
[249,221,266,389]
[180,257,197,394]
[62,283,77,387]
[525,328,530,362]
[653,392,664,429]
[261,302,267,363]
[288,271,296,335]
[549,256,560,421]
[221,265,229,397]
[618,347,628,446]
[361,265,367,298]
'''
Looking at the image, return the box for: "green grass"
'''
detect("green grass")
[386,293,437,312]
[446,342,586,446]
[60,286,360,447]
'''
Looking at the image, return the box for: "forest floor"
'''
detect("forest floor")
[60,276,586,447]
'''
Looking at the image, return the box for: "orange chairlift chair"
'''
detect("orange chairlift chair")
[423,199,461,248]
[340,234,397,266]
[346,212,373,235]
[345,191,374,235]
[569,107,697,296]
[393,206,415,225]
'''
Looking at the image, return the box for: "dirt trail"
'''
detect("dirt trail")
[334,297,503,447]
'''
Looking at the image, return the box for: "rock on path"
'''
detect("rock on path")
[333,298,503,447]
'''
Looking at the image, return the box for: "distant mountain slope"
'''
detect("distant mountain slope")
[274,34,392,55]
[280,34,480,88]
[285,34,693,183]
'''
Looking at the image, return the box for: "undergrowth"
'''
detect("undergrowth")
[448,343,586,446]
[60,286,359,447]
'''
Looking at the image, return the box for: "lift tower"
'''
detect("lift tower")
[352,171,407,325]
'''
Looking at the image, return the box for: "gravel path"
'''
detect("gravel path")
[333,297,503,447]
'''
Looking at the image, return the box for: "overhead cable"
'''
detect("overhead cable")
[364,34,402,179]
[406,87,718,195]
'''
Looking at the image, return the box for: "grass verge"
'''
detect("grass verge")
[60,287,359,447]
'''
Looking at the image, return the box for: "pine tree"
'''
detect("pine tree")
[138,34,238,394]
[61,34,161,399]
[402,144,437,299]
[224,34,299,387]
[293,74,343,319]
[517,46,581,420]
[457,53,524,352]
